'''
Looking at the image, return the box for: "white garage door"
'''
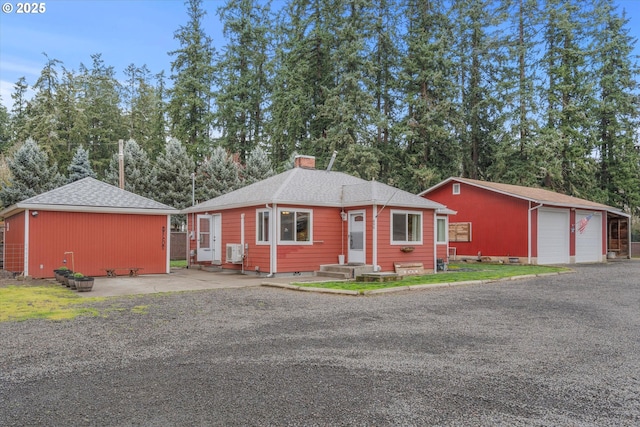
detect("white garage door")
[538,208,570,264]
[575,211,602,263]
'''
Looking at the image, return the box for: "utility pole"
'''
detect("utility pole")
[118,139,124,189]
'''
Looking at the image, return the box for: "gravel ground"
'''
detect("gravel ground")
[1,262,639,426]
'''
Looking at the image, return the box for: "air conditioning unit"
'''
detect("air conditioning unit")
[226,243,244,264]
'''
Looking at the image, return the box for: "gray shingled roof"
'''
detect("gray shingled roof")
[1,177,177,216]
[183,168,447,213]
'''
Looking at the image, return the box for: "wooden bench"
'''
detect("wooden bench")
[394,262,425,277]
[104,268,142,277]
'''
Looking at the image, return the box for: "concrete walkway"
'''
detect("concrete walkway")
[78,268,322,298]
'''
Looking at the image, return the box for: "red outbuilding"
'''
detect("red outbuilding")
[420,177,631,264]
[0,177,178,278]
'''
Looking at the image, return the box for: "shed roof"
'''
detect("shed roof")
[421,177,629,217]
[0,177,178,217]
[183,167,450,213]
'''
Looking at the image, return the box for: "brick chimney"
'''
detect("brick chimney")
[294,155,316,169]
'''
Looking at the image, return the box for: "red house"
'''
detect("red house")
[0,177,178,278]
[420,177,631,265]
[182,156,453,276]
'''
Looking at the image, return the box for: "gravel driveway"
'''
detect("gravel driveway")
[1,262,639,426]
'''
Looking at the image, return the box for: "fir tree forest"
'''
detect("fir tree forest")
[0,0,638,232]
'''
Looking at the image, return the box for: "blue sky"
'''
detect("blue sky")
[1,0,639,111]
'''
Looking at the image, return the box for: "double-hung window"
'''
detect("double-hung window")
[279,209,312,244]
[391,210,422,244]
[436,217,447,244]
[256,210,270,244]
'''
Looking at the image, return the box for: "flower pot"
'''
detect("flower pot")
[74,277,94,292]
[61,271,74,286]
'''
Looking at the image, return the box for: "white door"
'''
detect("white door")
[197,214,222,263]
[575,211,602,263]
[537,208,570,264]
[348,211,365,264]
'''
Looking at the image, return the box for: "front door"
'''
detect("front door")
[348,211,365,264]
[197,214,222,263]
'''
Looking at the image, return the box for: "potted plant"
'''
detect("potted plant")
[54,266,69,283]
[73,273,94,292]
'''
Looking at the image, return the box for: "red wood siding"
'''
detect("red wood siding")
[187,204,437,274]
[26,211,168,278]
[374,208,435,271]
[4,212,25,273]
[425,182,530,259]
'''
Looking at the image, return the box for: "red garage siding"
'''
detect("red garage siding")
[24,211,168,278]
[4,212,25,273]
[426,182,529,259]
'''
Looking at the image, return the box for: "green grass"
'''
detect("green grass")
[0,285,105,322]
[294,263,570,292]
[170,259,188,268]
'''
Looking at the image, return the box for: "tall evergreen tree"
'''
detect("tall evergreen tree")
[104,139,155,198]
[269,0,336,166]
[0,98,10,153]
[215,0,272,162]
[0,138,64,208]
[592,0,640,212]
[452,0,507,181]
[317,0,379,155]
[488,0,542,187]
[153,138,195,228]
[10,77,30,143]
[539,0,597,198]
[168,0,216,160]
[78,54,126,174]
[195,146,241,201]
[67,145,96,183]
[400,0,460,189]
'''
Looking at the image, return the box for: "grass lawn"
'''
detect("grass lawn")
[294,262,571,292]
[170,260,188,268]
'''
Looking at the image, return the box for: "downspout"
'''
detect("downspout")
[24,210,29,277]
[372,203,378,271]
[528,202,543,264]
[433,214,437,273]
[267,203,277,277]
[240,213,245,274]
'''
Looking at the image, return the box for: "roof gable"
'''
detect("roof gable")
[422,177,627,216]
[2,177,177,216]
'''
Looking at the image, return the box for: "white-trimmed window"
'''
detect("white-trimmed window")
[436,217,447,244]
[279,209,312,244]
[452,183,460,195]
[391,210,422,244]
[256,210,270,244]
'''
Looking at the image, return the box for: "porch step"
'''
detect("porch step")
[316,264,375,280]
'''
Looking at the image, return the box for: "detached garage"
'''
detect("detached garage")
[0,178,178,278]
[421,178,631,265]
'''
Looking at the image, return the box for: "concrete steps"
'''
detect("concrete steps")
[316,264,375,280]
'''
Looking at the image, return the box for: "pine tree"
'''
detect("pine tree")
[104,139,155,198]
[0,98,10,154]
[452,0,507,181]
[196,146,241,201]
[592,0,640,212]
[153,138,195,228]
[215,0,272,162]
[10,77,30,143]
[243,145,274,185]
[168,0,216,160]
[268,0,336,166]
[78,54,126,174]
[0,138,64,208]
[67,145,97,183]
[337,144,381,181]
[400,0,460,188]
[539,0,597,198]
